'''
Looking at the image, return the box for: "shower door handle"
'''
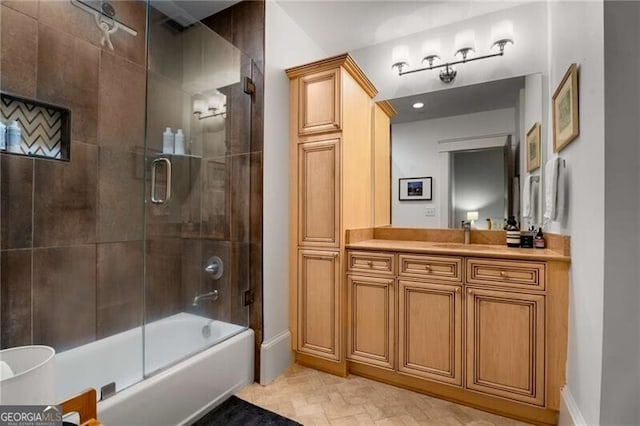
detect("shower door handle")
[151,157,172,204]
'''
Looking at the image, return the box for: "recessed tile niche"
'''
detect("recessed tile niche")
[0,92,71,161]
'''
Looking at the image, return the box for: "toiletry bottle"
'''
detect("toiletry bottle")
[6,120,21,153]
[486,218,492,230]
[506,216,521,247]
[0,121,6,151]
[535,227,546,249]
[521,226,534,248]
[162,127,174,154]
[174,129,185,155]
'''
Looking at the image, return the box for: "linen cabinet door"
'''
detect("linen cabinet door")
[347,275,395,369]
[466,287,545,406]
[397,280,463,386]
[297,249,341,361]
[298,68,341,135]
[298,138,340,247]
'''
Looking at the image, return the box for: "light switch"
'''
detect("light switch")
[425,207,436,216]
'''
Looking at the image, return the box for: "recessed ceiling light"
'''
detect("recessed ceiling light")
[412,102,424,109]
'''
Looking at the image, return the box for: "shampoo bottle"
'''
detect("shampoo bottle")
[6,120,21,153]
[174,129,185,155]
[0,121,6,151]
[162,127,174,154]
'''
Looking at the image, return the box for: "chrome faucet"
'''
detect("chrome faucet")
[192,290,219,306]
[463,221,471,245]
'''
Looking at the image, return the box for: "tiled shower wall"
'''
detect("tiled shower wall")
[0,0,147,351]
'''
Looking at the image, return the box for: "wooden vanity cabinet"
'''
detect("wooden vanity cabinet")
[288,54,394,375]
[345,248,568,425]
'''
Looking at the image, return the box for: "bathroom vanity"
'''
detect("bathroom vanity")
[342,227,570,425]
[286,53,570,425]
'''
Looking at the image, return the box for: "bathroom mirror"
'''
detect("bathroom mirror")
[387,73,544,229]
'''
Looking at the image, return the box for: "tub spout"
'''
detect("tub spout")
[192,290,219,306]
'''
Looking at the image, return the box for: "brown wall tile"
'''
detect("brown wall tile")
[145,238,182,322]
[2,1,39,19]
[148,7,183,81]
[97,241,143,338]
[1,250,32,348]
[1,155,33,249]
[104,1,146,67]
[0,5,38,97]
[33,245,96,351]
[201,157,231,240]
[34,142,97,247]
[191,240,231,321]
[98,51,146,149]
[37,24,100,144]
[230,154,250,242]
[97,147,144,243]
[37,1,101,47]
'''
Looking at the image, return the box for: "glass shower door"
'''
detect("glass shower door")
[143,2,252,376]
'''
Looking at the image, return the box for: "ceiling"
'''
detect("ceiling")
[389,76,525,124]
[276,0,526,55]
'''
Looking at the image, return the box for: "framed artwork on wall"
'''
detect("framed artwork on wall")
[526,122,541,172]
[399,177,432,201]
[552,63,579,152]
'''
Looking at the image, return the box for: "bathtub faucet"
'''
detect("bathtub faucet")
[192,290,219,306]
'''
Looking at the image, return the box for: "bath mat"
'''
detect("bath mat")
[192,395,301,426]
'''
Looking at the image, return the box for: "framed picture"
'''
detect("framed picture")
[399,177,432,201]
[552,63,579,152]
[526,122,541,172]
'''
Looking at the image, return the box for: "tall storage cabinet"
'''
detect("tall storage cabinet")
[287,54,388,375]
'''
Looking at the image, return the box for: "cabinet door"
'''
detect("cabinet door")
[397,280,462,386]
[347,275,395,369]
[466,287,545,406]
[298,68,341,135]
[298,249,341,361]
[298,138,340,247]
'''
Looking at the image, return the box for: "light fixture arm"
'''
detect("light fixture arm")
[396,50,504,77]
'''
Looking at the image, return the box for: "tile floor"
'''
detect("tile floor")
[236,364,531,425]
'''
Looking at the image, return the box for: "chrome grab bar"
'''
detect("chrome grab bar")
[151,157,172,204]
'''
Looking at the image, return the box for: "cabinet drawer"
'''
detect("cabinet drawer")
[348,251,395,276]
[466,258,546,291]
[398,254,462,283]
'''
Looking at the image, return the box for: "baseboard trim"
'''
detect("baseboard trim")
[558,387,587,426]
[260,330,294,385]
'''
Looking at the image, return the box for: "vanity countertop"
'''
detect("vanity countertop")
[346,239,570,262]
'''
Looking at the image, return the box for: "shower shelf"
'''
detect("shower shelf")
[0,92,71,161]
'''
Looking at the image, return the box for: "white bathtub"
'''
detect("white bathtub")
[56,313,253,425]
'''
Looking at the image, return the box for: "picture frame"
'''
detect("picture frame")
[399,177,432,201]
[526,122,541,172]
[552,63,579,152]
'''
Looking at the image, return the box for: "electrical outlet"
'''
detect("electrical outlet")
[425,207,436,217]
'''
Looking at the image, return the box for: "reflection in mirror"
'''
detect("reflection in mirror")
[388,74,543,229]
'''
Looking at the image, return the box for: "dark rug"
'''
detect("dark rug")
[192,395,302,426]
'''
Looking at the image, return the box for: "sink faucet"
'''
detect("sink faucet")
[192,290,219,306]
[463,221,471,245]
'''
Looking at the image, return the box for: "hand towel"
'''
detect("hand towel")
[522,175,534,219]
[543,156,561,221]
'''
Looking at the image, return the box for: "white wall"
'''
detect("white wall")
[262,0,326,384]
[520,74,544,229]
[545,2,605,425]
[350,2,548,101]
[600,2,640,425]
[391,108,515,228]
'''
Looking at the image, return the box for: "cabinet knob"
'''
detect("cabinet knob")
[455,287,461,294]
[467,288,473,295]
[500,271,507,278]
[425,265,431,271]
[367,261,373,267]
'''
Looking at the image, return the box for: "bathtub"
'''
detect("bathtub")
[56,312,253,425]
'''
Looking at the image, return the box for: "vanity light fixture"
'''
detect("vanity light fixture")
[391,21,514,83]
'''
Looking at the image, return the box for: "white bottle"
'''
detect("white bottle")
[6,120,21,153]
[0,121,6,151]
[162,127,174,154]
[174,129,185,155]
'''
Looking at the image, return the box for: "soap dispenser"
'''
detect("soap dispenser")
[534,227,546,249]
[505,216,521,248]
[162,127,174,154]
[174,129,185,155]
